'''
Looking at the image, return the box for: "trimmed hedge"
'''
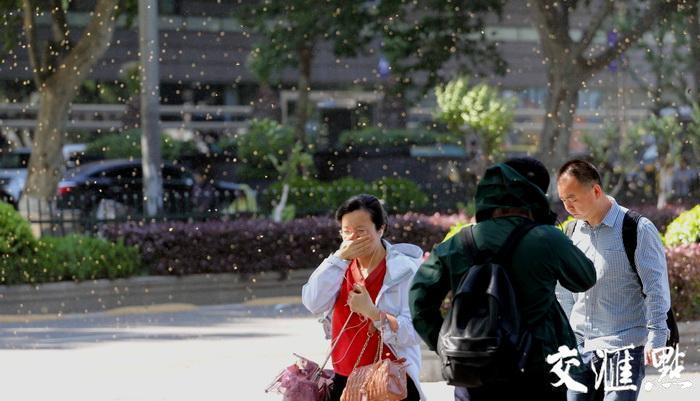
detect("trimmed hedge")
[667,244,700,320]
[0,201,37,284]
[86,129,199,161]
[337,127,456,148]
[664,205,700,247]
[0,201,142,285]
[261,177,430,216]
[39,235,142,281]
[102,214,449,276]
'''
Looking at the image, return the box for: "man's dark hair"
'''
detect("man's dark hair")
[558,159,602,186]
[504,157,550,193]
[335,194,389,233]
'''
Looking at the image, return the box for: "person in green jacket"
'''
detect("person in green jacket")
[409,157,597,401]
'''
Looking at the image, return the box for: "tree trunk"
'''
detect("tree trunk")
[18,0,119,234]
[251,82,280,121]
[538,67,582,173]
[378,80,407,129]
[657,162,674,209]
[19,82,74,236]
[294,46,313,148]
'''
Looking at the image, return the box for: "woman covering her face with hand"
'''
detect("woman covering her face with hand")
[301,194,426,401]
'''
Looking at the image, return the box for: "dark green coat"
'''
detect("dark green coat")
[409,163,596,364]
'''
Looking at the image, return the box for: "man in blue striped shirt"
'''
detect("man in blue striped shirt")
[555,160,671,401]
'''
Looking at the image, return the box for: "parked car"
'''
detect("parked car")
[0,145,88,207]
[0,148,30,206]
[55,159,253,216]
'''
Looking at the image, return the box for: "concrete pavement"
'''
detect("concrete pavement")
[0,301,698,401]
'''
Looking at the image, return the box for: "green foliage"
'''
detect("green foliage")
[38,235,141,281]
[235,1,373,82]
[632,114,684,164]
[664,205,700,247]
[0,201,142,284]
[337,127,457,148]
[377,0,506,95]
[85,130,199,161]
[262,177,428,215]
[435,76,514,157]
[0,201,38,284]
[629,6,698,111]
[0,0,21,55]
[268,141,315,183]
[237,119,296,180]
[372,177,429,213]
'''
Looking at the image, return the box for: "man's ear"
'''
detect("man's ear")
[593,184,604,198]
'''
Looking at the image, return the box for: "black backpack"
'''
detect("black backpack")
[564,210,679,348]
[438,221,540,388]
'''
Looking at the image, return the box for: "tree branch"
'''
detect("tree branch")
[575,0,614,54]
[529,0,574,57]
[584,0,678,74]
[21,0,47,85]
[54,0,118,85]
[50,0,70,48]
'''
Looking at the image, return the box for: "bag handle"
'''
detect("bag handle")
[311,311,355,381]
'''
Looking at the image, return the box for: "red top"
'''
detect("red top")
[331,257,396,376]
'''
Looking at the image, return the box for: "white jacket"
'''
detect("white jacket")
[301,240,426,400]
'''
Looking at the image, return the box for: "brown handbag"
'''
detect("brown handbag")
[340,318,408,401]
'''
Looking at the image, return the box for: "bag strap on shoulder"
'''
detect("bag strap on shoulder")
[564,220,577,238]
[460,220,540,266]
[622,210,642,275]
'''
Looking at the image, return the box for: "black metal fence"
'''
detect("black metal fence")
[20,188,258,236]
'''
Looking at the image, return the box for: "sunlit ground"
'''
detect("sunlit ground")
[0,303,697,401]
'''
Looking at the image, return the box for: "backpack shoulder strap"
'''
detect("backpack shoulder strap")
[622,210,642,271]
[622,210,644,297]
[460,225,485,264]
[564,220,577,238]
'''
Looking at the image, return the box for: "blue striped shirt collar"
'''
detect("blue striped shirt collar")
[581,196,621,229]
[600,196,622,228]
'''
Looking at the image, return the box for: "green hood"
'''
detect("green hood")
[474,163,551,222]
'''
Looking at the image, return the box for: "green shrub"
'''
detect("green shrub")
[261,177,429,215]
[237,119,295,179]
[372,177,429,213]
[666,244,700,320]
[664,205,700,247]
[337,127,455,148]
[38,235,142,281]
[86,129,199,161]
[0,202,142,284]
[0,201,39,284]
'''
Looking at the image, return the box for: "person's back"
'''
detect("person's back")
[410,159,596,400]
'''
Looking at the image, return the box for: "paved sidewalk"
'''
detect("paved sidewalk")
[0,301,697,401]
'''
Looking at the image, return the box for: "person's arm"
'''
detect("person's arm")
[373,273,422,348]
[301,253,348,315]
[409,243,452,351]
[548,228,596,292]
[555,282,576,318]
[636,218,671,354]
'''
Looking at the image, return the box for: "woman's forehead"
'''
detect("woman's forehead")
[341,209,373,226]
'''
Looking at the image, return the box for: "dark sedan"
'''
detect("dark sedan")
[56,159,251,216]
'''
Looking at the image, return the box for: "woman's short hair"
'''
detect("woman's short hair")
[558,159,602,187]
[335,194,388,234]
